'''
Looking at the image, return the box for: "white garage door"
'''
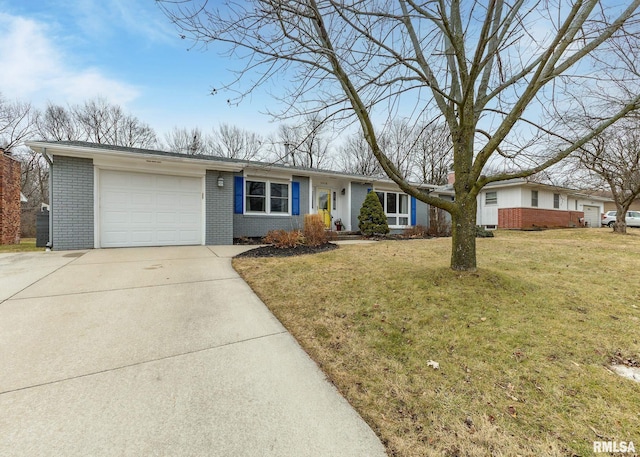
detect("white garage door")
[100,170,203,248]
[583,205,600,228]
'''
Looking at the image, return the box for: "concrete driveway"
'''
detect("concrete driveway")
[0,246,386,457]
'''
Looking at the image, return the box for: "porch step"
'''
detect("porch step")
[333,232,363,241]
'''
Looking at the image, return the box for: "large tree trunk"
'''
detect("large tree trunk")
[614,204,628,234]
[450,197,478,271]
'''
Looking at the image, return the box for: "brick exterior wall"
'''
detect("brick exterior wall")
[205,170,234,245]
[0,152,22,244]
[51,155,94,250]
[498,207,584,229]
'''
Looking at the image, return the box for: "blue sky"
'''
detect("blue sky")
[0,0,280,139]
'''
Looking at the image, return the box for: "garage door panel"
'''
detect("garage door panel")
[179,230,200,243]
[157,211,179,224]
[179,212,201,225]
[131,212,153,224]
[100,170,203,248]
[131,231,155,243]
[102,211,129,224]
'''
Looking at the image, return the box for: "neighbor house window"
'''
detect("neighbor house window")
[485,191,497,205]
[376,191,410,226]
[553,193,560,209]
[531,190,538,207]
[246,180,289,214]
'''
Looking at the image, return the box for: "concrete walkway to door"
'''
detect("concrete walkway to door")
[0,246,386,457]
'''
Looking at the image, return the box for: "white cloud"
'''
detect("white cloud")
[0,12,139,106]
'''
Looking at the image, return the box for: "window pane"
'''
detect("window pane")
[553,193,560,209]
[270,197,288,213]
[376,192,384,210]
[387,216,397,226]
[399,194,408,214]
[387,193,397,214]
[270,183,288,198]
[486,191,497,205]
[531,190,538,207]
[399,217,409,225]
[247,196,265,212]
[247,181,265,196]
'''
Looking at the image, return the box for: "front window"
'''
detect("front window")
[531,190,538,207]
[485,191,497,205]
[375,190,410,227]
[246,180,289,214]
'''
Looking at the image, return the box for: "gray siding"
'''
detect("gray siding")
[416,199,430,227]
[294,176,310,214]
[233,214,305,238]
[52,155,94,250]
[350,182,372,232]
[233,175,309,239]
[206,170,234,245]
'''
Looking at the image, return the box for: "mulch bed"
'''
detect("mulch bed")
[235,243,339,258]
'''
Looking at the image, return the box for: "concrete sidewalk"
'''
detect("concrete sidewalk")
[0,246,386,457]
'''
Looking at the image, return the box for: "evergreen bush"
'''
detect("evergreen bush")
[358,191,390,236]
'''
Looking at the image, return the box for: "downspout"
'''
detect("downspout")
[41,148,53,249]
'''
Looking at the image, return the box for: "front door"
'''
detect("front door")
[317,188,331,229]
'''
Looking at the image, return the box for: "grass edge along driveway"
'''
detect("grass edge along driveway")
[233,229,640,457]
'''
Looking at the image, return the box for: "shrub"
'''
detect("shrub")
[358,191,389,236]
[475,225,495,238]
[263,229,302,248]
[304,214,329,246]
[427,207,452,237]
[403,225,429,238]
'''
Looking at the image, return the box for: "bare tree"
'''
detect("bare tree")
[0,94,37,151]
[338,131,383,177]
[211,123,263,160]
[579,121,640,233]
[159,1,640,270]
[72,98,158,148]
[275,115,332,168]
[165,126,211,155]
[413,122,452,185]
[36,103,79,141]
[377,120,415,180]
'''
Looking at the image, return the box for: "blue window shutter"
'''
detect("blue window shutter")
[292,182,300,215]
[411,197,417,226]
[367,188,371,193]
[234,176,244,214]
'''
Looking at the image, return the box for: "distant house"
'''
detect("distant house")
[26,141,434,250]
[474,179,608,229]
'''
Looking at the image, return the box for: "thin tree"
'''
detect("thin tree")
[159,1,640,271]
[211,123,264,160]
[579,121,640,233]
[0,94,37,151]
[72,98,158,148]
[165,126,212,155]
[275,116,332,168]
[338,131,384,177]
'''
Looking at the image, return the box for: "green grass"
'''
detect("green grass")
[0,238,42,253]
[233,228,640,457]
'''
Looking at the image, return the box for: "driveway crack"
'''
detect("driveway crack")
[0,331,288,396]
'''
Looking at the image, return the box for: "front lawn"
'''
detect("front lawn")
[233,228,640,457]
[0,238,42,253]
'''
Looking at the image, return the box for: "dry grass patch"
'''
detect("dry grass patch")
[0,238,41,253]
[233,229,640,457]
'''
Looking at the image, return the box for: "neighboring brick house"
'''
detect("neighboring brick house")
[475,178,608,229]
[0,149,22,244]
